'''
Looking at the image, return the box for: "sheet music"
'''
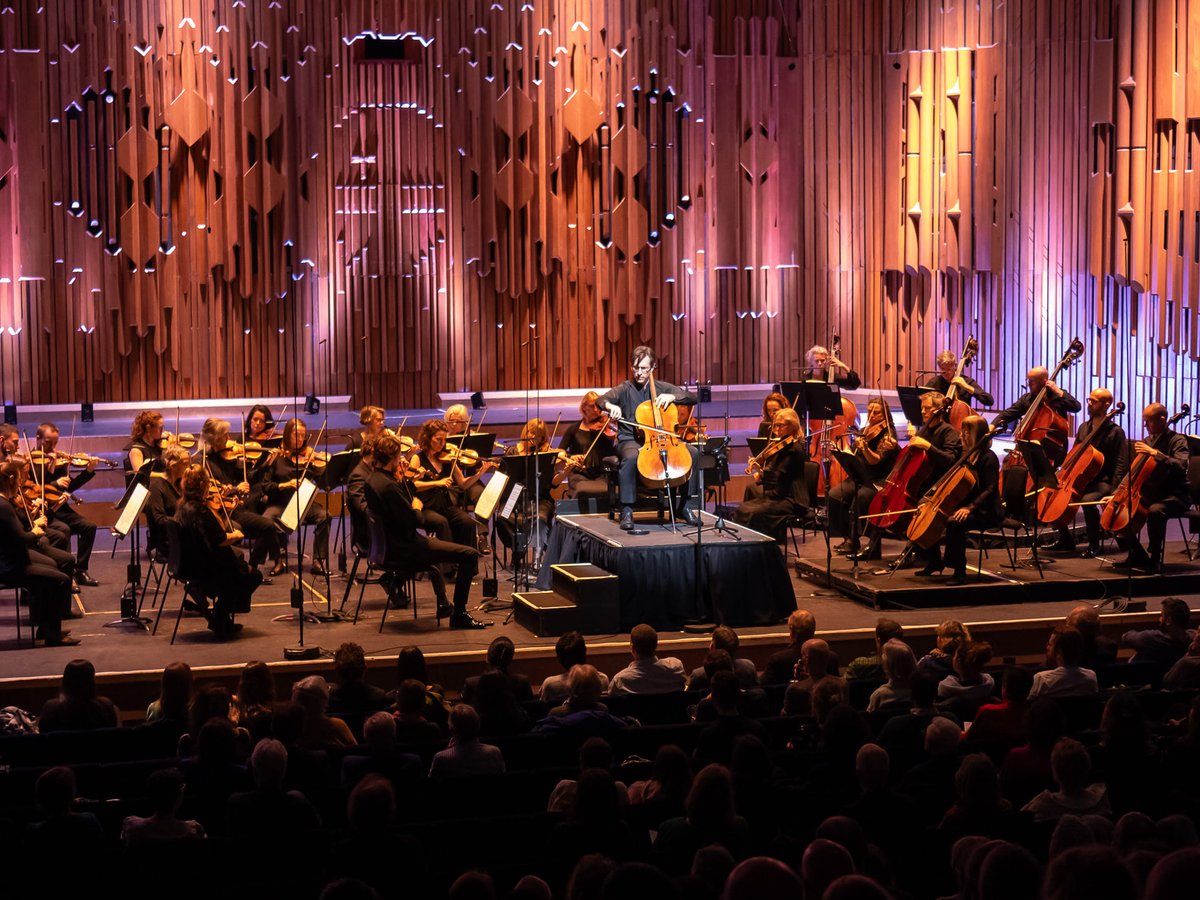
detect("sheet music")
[281,478,319,532]
[474,471,509,520]
[112,483,149,537]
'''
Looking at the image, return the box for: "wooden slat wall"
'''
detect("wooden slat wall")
[0,0,1196,420]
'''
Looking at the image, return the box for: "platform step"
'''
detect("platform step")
[512,590,577,637]
[549,563,620,634]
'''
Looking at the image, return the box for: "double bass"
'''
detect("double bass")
[634,369,693,488]
[1099,405,1190,537]
[906,424,1004,549]
[1006,338,1085,470]
[808,334,859,497]
[944,337,980,431]
[1035,401,1125,528]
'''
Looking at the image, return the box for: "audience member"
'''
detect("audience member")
[845,617,905,681]
[179,683,250,758]
[327,775,424,900]
[145,661,193,726]
[1022,737,1111,821]
[471,668,532,736]
[627,744,693,822]
[226,738,321,839]
[548,769,647,887]
[652,764,751,875]
[1042,844,1137,900]
[541,631,609,706]
[875,671,957,777]
[800,838,855,898]
[937,641,995,716]
[790,638,842,695]
[429,704,506,777]
[536,665,630,737]
[965,665,1033,745]
[1029,626,1098,699]
[291,675,356,749]
[938,753,1019,842]
[1120,596,1194,667]
[391,645,450,728]
[547,737,630,813]
[686,626,758,691]
[340,710,423,788]
[608,624,687,695]
[26,765,104,849]
[866,638,916,712]
[391,678,445,741]
[462,635,533,703]
[896,715,964,825]
[327,642,390,723]
[916,619,971,682]
[1164,629,1200,689]
[179,717,252,832]
[120,767,205,846]
[37,659,120,732]
[1066,604,1118,668]
[722,856,803,900]
[999,698,1065,806]
[760,609,816,686]
[693,671,769,766]
[235,660,277,743]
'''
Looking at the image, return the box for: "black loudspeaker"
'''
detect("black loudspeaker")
[304,394,320,415]
[698,385,712,403]
[3,403,15,425]
[81,403,94,423]
[470,391,486,410]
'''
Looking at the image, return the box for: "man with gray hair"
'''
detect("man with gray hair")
[226,738,321,838]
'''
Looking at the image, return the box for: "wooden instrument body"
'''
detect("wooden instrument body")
[634,373,693,488]
[810,395,859,496]
[944,337,980,432]
[1036,443,1104,527]
[867,445,933,530]
[1099,450,1157,536]
[905,466,978,549]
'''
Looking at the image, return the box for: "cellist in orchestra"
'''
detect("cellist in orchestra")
[1049,389,1127,557]
[925,350,994,407]
[902,392,964,568]
[200,418,285,577]
[601,345,701,530]
[917,415,1002,586]
[33,422,100,586]
[992,367,1081,455]
[1111,403,1191,573]
[802,344,862,389]
[828,398,899,559]
[732,408,809,535]
[558,392,619,508]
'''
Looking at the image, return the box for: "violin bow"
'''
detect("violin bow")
[295,418,328,486]
[241,410,249,485]
[21,432,47,517]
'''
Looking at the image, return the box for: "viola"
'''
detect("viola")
[808,333,859,497]
[157,431,197,450]
[1036,402,1125,528]
[1099,405,1189,536]
[906,425,1003,549]
[634,370,693,488]
[944,337,980,431]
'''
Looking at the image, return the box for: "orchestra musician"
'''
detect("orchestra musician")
[442,405,492,550]
[364,433,487,630]
[409,419,486,554]
[925,350,994,407]
[262,418,331,576]
[175,464,262,639]
[496,418,556,559]
[992,367,1082,461]
[245,405,279,442]
[1112,403,1191,574]
[146,445,191,556]
[199,418,285,577]
[1050,389,1127,557]
[125,411,166,485]
[32,422,100,586]
[0,422,19,462]
[345,406,386,452]
[828,398,899,559]
[0,423,73,555]
[901,391,964,568]
[757,392,790,439]
[802,344,862,389]
[601,345,702,530]
[558,392,619,510]
[732,408,809,535]
[445,405,472,436]
[917,415,1002,586]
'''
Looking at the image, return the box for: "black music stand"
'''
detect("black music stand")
[897,386,927,431]
[778,381,805,412]
[106,473,153,630]
[322,449,360,619]
[498,451,559,586]
[446,432,497,457]
[802,382,842,578]
[832,448,873,580]
[1015,439,1055,572]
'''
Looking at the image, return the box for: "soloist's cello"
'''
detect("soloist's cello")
[634,369,693,489]
[1036,401,1125,528]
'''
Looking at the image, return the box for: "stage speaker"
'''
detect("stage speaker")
[698,385,712,403]
[470,391,486,410]
[304,394,320,415]
[3,403,15,425]
[81,403,94,423]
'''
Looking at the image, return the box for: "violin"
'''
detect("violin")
[1099,405,1190,537]
[808,334,859,497]
[287,446,329,470]
[438,445,489,469]
[944,337,980,431]
[746,434,799,479]
[1036,401,1125,528]
[157,431,197,450]
[205,481,241,515]
[634,369,693,488]
[218,441,267,462]
[28,449,118,470]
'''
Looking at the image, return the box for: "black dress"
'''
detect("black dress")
[732,441,808,535]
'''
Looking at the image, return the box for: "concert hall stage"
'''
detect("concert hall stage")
[536,512,796,630]
[793,538,1200,611]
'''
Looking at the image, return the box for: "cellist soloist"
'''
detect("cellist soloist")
[602,346,700,530]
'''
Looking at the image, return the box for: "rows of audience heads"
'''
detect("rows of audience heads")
[15,597,1200,899]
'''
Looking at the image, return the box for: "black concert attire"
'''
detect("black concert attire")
[907,419,964,567]
[37,457,98,577]
[600,378,700,509]
[0,495,72,641]
[363,468,479,618]
[558,420,619,508]
[926,447,1003,576]
[123,438,162,487]
[204,452,282,568]
[923,374,995,408]
[262,453,331,563]
[344,432,365,452]
[732,439,808,535]
[801,366,862,390]
[992,389,1082,464]
[175,499,262,635]
[346,458,373,553]
[411,449,479,550]
[1055,418,1129,551]
[756,421,774,439]
[827,428,899,544]
[146,473,180,556]
[1121,428,1192,567]
[495,446,556,557]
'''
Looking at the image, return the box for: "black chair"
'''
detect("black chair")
[786,460,824,560]
[2,581,33,649]
[352,515,443,631]
[153,518,216,644]
[966,464,1044,580]
[1170,455,1200,562]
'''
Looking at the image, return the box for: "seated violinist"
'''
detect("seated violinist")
[346,405,387,452]
[124,411,166,485]
[175,464,263,639]
[262,418,331,576]
[1049,389,1127,557]
[828,398,899,560]
[4,424,72,555]
[442,405,491,549]
[497,418,556,559]
[757,392,790,439]
[409,419,487,556]
[146,445,191,557]
[732,409,808,536]
[199,418,283,577]
[601,345,701,530]
[33,423,100,587]
[0,423,18,463]
[558,392,619,510]
[364,433,487,630]
[1111,403,1191,573]
[245,405,279,442]
[445,404,472,437]
[917,415,1002,586]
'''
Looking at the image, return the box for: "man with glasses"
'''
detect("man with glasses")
[602,345,700,530]
[444,404,488,551]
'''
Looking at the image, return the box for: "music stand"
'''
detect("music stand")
[747,437,769,459]
[498,452,559,584]
[273,479,323,635]
[474,471,510,608]
[832,448,873,579]
[106,479,152,630]
[897,386,927,430]
[323,449,360,577]
[446,432,497,457]
[778,381,805,413]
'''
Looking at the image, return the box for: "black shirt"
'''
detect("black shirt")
[600,378,697,444]
[558,420,618,477]
[924,374,994,408]
[801,367,862,390]
[993,389,1081,429]
[962,448,1002,522]
[1142,428,1191,505]
[1073,418,1129,487]
[759,442,809,507]
[917,420,963,475]
[0,495,39,578]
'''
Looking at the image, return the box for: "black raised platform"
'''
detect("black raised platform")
[536,512,796,630]
[794,538,1200,611]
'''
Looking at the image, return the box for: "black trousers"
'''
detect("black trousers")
[416,537,480,615]
[827,480,878,541]
[421,503,477,548]
[1056,480,1112,549]
[265,500,330,560]
[232,507,283,566]
[21,548,72,635]
[925,511,1001,572]
[50,504,97,572]
[1121,497,1190,561]
[616,440,699,507]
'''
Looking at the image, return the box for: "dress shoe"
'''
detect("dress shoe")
[1081,545,1102,559]
[1048,539,1076,553]
[311,560,330,577]
[1111,555,1147,570]
[680,506,702,527]
[915,564,944,577]
[436,601,454,619]
[834,540,852,554]
[268,561,288,576]
[619,507,635,530]
[449,613,491,630]
[945,569,969,586]
[849,544,881,561]
[75,571,100,587]
[40,632,81,646]
[65,604,85,619]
